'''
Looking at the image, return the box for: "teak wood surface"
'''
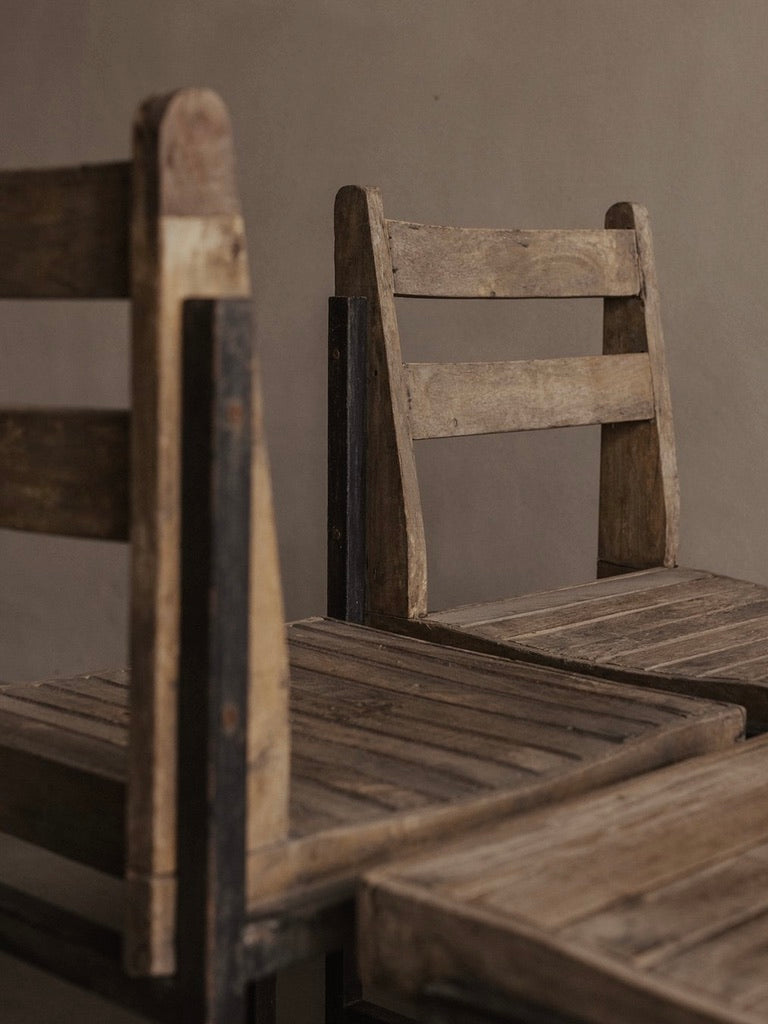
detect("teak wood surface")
[333,188,768,730]
[360,735,768,1024]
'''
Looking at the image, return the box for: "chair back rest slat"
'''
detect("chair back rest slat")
[0,409,130,538]
[406,353,654,440]
[388,220,641,298]
[0,163,130,298]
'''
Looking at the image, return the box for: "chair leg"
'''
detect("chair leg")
[248,976,278,1024]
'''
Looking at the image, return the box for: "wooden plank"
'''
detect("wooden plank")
[286,618,714,727]
[327,296,368,622]
[0,161,130,298]
[598,203,679,574]
[248,691,741,905]
[358,738,768,1024]
[0,409,129,539]
[126,87,254,977]
[176,298,253,1021]
[405,354,654,439]
[335,186,428,619]
[387,221,641,298]
[429,567,709,627]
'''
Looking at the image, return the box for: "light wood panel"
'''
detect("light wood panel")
[406,354,654,439]
[387,221,641,298]
[0,409,129,539]
[359,737,768,1024]
[0,162,130,298]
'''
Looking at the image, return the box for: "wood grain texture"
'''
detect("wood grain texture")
[405,354,654,439]
[127,87,251,976]
[387,221,641,298]
[0,162,130,298]
[335,186,428,619]
[0,409,129,538]
[359,736,768,1024]
[3,616,740,924]
[598,202,680,574]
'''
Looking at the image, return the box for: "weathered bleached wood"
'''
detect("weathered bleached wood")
[358,736,768,1024]
[598,202,680,575]
[387,222,641,298]
[0,162,130,298]
[405,354,654,439]
[0,409,129,539]
[335,186,427,618]
[127,87,253,976]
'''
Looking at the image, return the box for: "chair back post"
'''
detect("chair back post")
[327,295,368,624]
[334,186,427,621]
[126,87,253,976]
[598,202,680,577]
[176,298,252,1022]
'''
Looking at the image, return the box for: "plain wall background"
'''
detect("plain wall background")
[2,1,768,1019]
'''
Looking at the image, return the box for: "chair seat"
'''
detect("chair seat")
[0,618,745,908]
[359,733,768,1024]
[417,566,768,730]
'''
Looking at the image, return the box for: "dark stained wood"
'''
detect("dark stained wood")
[358,736,768,1024]
[328,296,368,623]
[0,409,129,539]
[387,221,641,298]
[0,162,130,298]
[176,298,252,1022]
[335,186,428,620]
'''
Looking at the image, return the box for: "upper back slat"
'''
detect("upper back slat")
[387,221,641,298]
[0,162,130,298]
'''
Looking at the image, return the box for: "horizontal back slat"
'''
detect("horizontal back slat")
[0,409,130,538]
[388,221,640,298]
[0,162,130,298]
[406,354,654,439]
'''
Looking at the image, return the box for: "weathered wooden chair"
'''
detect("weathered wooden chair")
[360,732,768,1024]
[333,188,768,732]
[0,105,747,1023]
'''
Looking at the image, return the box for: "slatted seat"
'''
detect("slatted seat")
[332,190,768,731]
[359,734,768,1024]
[0,620,743,912]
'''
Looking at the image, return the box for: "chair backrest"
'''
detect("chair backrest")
[334,187,680,622]
[0,89,290,977]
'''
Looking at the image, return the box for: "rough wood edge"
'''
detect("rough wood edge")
[126,86,250,977]
[334,186,427,619]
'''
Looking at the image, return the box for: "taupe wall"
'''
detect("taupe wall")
[4,0,768,681]
[2,1,768,1016]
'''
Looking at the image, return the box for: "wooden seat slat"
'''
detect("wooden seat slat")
[358,736,768,1024]
[0,619,745,908]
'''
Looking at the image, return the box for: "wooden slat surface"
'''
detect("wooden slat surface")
[405,354,654,439]
[0,619,743,905]
[359,736,768,1024]
[0,162,130,298]
[0,409,130,539]
[387,221,641,298]
[424,567,768,726]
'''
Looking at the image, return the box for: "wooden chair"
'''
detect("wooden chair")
[333,188,768,732]
[359,733,768,1024]
[0,107,746,1023]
